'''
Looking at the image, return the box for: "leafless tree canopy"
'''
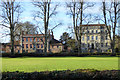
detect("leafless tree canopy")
[102,0,120,54]
[66,0,94,54]
[14,21,37,41]
[0,0,22,54]
[32,0,61,53]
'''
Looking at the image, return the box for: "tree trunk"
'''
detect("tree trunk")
[79,36,82,53]
[44,29,47,54]
[112,32,115,55]
[79,2,83,55]
[44,2,47,54]
[111,41,115,55]
[10,25,14,55]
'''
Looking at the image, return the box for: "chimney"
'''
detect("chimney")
[51,30,54,39]
[22,31,24,35]
[48,30,50,36]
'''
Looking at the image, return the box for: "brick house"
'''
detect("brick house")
[1,32,64,53]
[1,41,21,53]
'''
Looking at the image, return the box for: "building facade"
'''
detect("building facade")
[80,24,111,53]
[1,32,64,53]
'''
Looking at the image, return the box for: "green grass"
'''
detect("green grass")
[2,57,119,72]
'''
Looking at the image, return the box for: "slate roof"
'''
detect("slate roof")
[49,39,62,44]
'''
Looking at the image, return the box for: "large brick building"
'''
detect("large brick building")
[1,32,64,53]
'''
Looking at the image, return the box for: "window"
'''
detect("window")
[88,30,89,33]
[37,38,39,42]
[105,30,107,34]
[34,38,36,42]
[101,30,104,33]
[18,50,20,53]
[96,36,98,40]
[96,30,98,33]
[88,43,90,47]
[33,44,36,49]
[101,30,102,33]
[101,36,104,40]
[82,43,85,47]
[41,39,43,42]
[41,44,43,48]
[96,43,98,47]
[22,50,25,53]
[106,43,108,47]
[106,36,108,40]
[26,38,28,42]
[92,30,94,33]
[87,36,89,40]
[30,38,32,42]
[101,43,103,47]
[100,26,104,29]
[52,45,54,48]
[26,44,28,48]
[22,44,24,48]
[37,44,39,48]
[92,36,94,40]
[22,38,24,42]
[30,44,32,48]
[82,36,84,41]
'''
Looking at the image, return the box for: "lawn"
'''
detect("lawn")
[1,57,119,72]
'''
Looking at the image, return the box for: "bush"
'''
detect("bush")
[1,52,120,57]
[2,69,120,80]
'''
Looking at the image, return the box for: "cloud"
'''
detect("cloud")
[0,25,10,43]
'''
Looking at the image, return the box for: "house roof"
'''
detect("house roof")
[80,24,106,27]
[49,39,62,45]
[2,41,20,46]
[23,34,44,37]
[22,34,53,38]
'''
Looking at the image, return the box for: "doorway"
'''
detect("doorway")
[92,43,94,49]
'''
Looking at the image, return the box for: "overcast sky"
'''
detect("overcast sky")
[0,0,119,43]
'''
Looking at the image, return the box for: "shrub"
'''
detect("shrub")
[2,69,120,80]
[1,52,120,57]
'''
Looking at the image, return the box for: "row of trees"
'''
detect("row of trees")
[0,0,120,55]
[66,0,120,55]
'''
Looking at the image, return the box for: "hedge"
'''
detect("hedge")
[2,69,120,80]
[1,52,120,57]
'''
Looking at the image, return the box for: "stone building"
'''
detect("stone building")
[80,24,111,53]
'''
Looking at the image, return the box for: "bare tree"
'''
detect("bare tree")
[66,0,94,54]
[32,0,61,53]
[0,0,22,54]
[102,0,120,54]
[14,21,37,41]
